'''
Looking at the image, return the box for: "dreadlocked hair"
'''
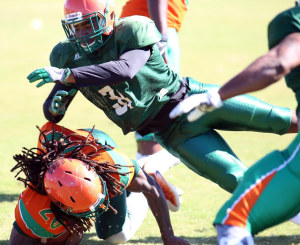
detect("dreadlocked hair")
[11,125,134,232]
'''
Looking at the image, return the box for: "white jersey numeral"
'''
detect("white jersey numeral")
[98,86,133,115]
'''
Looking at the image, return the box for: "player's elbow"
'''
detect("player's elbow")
[266,50,291,83]
[123,68,136,80]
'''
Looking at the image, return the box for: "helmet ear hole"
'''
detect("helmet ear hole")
[70,196,76,203]
[65,171,72,174]
[84,177,91,181]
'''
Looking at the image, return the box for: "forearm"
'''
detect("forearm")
[147,0,168,36]
[143,175,174,240]
[219,54,286,101]
[219,33,300,101]
[68,48,151,87]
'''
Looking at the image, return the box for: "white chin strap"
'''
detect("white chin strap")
[89,193,105,212]
[81,39,96,50]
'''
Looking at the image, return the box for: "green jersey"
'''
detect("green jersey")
[268,6,300,113]
[50,16,182,134]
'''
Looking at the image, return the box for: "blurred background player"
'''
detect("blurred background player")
[9,122,187,245]
[120,0,189,199]
[120,0,189,73]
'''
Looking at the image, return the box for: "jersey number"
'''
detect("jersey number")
[40,209,62,230]
[98,86,133,115]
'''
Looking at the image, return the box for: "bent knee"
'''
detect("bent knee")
[218,171,244,193]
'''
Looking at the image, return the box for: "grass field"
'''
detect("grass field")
[1,0,300,244]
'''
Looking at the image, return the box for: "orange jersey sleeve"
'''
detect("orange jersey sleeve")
[15,187,66,239]
[120,0,150,19]
[167,0,188,32]
[120,0,188,32]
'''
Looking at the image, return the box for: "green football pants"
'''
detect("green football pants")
[155,77,292,193]
[214,133,300,235]
[95,191,127,239]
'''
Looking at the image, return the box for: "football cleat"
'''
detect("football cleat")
[149,171,180,212]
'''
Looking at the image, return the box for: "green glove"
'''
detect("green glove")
[27,67,71,88]
[49,89,77,115]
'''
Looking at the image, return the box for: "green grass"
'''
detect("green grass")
[1,0,300,244]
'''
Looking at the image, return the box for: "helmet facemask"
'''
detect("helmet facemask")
[62,10,114,54]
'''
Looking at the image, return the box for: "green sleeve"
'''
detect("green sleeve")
[49,39,76,68]
[268,7,300,49]
[268,7,300,113]
[82,128,118,148]
[116,16,162,53]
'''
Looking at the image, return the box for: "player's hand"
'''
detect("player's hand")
[156,35,168,62]
[27,67,71,88]
[169,88,223,121]
[162,235,190,245]
[49,89,77,115]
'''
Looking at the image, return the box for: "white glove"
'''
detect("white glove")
[27,67,71,88]
[169,88,223,121]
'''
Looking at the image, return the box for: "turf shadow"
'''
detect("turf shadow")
[0,193,19,202]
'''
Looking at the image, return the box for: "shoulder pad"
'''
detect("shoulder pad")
[115,16,162,52]
[50,39,76,68]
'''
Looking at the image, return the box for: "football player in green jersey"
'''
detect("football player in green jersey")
[170,1,300,244]
[28,0,298,224]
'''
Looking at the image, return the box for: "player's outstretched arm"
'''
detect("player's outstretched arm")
[218,32,300,101]
[170,33,300,122]
[126,170,189,245]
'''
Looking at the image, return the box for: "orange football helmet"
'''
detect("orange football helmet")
[62,0,116,54]
[44,158,108,217]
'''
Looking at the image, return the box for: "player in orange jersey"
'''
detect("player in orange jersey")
[9,122,188,245]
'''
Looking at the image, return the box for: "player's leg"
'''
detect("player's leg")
[135,132,182,211]
[95,190,148,243]
[187,78,295,135]
[156,129,247,193]
[136,132,180,174]
[135,132,180,173]
[214,133,300,243]
[166,27,181,73]
[9,225,39,245]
